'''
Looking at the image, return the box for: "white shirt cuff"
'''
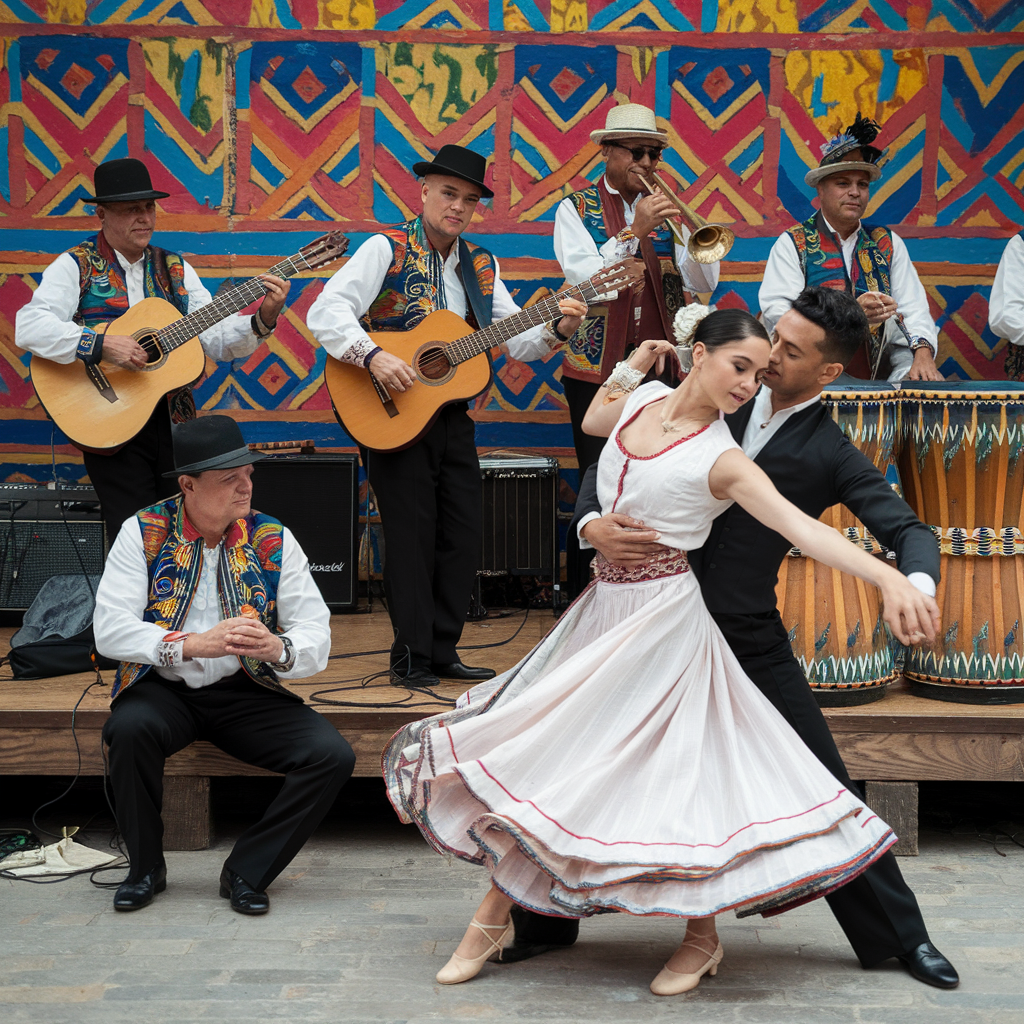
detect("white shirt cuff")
[576,511,602,549]
[906,571,936,598]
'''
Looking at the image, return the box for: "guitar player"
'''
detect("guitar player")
[15,158,289,540]
[307,144,587,687]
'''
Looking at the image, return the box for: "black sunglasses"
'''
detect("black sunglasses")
[608,142,664,162]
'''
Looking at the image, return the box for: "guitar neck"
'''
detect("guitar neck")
[157,253,310,351]
[445,278,603,365]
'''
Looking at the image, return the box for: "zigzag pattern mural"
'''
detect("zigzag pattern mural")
[2,6,1024,490]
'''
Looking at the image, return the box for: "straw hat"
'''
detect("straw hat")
[590,103,668,146]
[805,113,888,188]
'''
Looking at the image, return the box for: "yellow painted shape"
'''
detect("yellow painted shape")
[596,0,686,30]
[250,0,283,27]
[142,38,225,137]
[376,43,498,136]
[673,79,764,132]
[943,48,1024,107]
[516,77,607,134]
[23,73,128,132]
[716,0,797,33]
[319,0,376,30]
[257,75,357,133]
[47,0,87,23]
[550,0,587,32]
[503,0,534,31]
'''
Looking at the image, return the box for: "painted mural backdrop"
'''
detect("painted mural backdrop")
[2,3,1024,499]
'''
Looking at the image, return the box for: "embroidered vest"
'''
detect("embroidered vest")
[561,184,684,384]
[111,495,288,701]
[787,212,894,376]
[67,233,196,425]
[360,218,496,333]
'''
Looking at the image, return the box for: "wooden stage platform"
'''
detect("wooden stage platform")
[3,609,1023,855]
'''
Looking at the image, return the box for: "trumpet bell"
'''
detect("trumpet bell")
[689,224,735,264]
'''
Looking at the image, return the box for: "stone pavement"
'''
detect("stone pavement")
[2,788,1022,1024]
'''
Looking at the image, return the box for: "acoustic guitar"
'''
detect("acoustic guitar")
[29,231,349,452]
[324,259,646,452]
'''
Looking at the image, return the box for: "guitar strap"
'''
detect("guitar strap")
[456,238,494,330]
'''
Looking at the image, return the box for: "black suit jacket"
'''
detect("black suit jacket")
[571,395,940,616]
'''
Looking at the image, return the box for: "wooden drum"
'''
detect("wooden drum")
[898,384,1024,703]
[777,386,902,706]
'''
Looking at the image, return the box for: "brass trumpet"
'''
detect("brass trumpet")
[638,171,735,265]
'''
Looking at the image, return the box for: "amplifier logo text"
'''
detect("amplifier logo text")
[310,562,346,572]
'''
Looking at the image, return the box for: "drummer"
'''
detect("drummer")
[759,113,943,383]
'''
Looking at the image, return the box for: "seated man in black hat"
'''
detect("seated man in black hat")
[93,415,354,914]
[307,145,587,686]
[15,158,290,541]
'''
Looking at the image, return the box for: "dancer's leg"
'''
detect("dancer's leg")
[665,915,720,974]
[452,886,515,960]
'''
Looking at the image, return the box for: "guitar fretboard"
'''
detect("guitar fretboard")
[445,279,603,365]
[156,253,311,352]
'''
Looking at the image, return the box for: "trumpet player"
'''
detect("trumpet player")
[553,103,721,481]
[759,113,942,382]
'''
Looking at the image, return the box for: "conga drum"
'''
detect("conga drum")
[898,383,1024,703]
[776,385,902,706]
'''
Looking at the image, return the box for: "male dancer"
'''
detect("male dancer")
[308,145,585,687]
[513,287,958,990]
[15,158,288,540]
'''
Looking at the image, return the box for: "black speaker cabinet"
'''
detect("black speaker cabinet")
[478,454,559,577]
[250,454,359,609]
[0,487,106,611]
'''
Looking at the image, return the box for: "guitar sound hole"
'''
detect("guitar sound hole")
[417,346,452,381]
[139,332,163,365]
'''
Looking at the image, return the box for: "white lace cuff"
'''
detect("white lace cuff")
[340,337,382,368]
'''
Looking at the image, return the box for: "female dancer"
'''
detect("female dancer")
[383,309,938,995]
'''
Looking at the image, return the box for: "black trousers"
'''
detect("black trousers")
[367,404,481,673]
[515,610,929,967]
[83,402,177,542]
[102,673,355,890]
[562,377,605,601]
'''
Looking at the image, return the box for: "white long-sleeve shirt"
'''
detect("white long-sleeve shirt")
[15,245,261,364]
[989,233,1024,347]
[94,516,331,687]
[553,177,719,296]
[758,218,937,382]
[306,234,560,366]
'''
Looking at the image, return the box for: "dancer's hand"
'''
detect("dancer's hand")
[581,513,671,568]
[878,573,940,646]
[627,338,678,377]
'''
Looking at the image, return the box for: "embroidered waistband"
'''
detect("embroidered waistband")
[594,548,690,584]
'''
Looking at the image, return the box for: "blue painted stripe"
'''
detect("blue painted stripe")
[592,0,693,30]
[179,50,200,120]
[700,0,717,32]
[9,41,22,102]
[1,0,42,21]
[504,0,549,31]
[23,126,61,176]
[360,46,376,99]
[144,112,224,207]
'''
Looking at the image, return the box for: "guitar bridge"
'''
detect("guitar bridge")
[369,372,399,419]
[86,363,118,404]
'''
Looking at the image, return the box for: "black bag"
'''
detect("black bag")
[4,575,117,680]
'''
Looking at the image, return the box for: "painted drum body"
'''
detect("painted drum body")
[776,385,901,707]
[898,384,1024,703]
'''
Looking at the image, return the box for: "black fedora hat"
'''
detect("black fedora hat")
[163,416,265,477]
[86,158,170,204]
[412,144,493,199]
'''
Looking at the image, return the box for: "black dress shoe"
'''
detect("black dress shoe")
[219,867,269,915]
[431,661,496,681]
[390,668,441,687]
[113,863,166,912]
[499,905,579,963]
[896,942,959,988]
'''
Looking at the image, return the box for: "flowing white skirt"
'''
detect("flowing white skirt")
[383,552,895,920]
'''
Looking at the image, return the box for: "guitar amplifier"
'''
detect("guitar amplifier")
[0,485,105,611]
[478,454,560,577]
[249,454,359,609]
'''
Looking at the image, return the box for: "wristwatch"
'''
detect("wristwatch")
[550,318,575,343]
[909,337,931,352]
[276,635,296,672]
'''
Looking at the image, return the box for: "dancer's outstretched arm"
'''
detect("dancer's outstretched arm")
[709,448,940,646]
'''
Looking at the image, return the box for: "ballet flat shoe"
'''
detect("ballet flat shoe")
[436,917,513,985]
[650,940,724,996]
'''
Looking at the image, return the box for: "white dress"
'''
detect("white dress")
[383,382,895,920]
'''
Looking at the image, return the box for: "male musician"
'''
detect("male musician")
[15,158,288,540]
[989,231,1024,380]
[759,114,942,382]
[307,145,585,687]
[94,415,354,914]
[519,287,958,991]
[553,102,720,479]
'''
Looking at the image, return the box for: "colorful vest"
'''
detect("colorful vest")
[111,495,288,701]
[67,233,196,425]
[787,212,894,375]
[360,217,496,333]
[561,184,684,384]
